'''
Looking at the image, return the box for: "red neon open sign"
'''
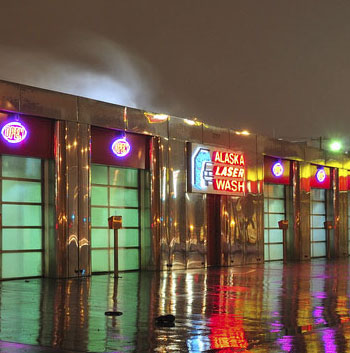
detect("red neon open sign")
[1,122,28,144]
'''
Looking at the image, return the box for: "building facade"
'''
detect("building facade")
[0,79,349,279]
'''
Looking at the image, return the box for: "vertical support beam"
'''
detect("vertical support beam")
[66,121,79,277]
[330,168,339,258]
[78,124,91,275]
[55,120,69,277]
[149,137,161,270]
[159,137,170,270]
[292,161,300,261]
[54,120,90,278]
[298,162,311,261]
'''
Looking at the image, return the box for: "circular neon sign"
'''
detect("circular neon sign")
[1,122,28,144]
[272,162,284,177]
[316,168,326,183]
[111,138,131,157]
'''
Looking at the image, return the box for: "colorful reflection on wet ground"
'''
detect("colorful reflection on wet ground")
[1,259,350,352]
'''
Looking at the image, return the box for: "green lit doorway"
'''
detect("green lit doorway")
[0,155,44,279]
[264,184,286,261]
[91,164,140,272]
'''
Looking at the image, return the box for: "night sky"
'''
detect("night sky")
[1,1,350,144]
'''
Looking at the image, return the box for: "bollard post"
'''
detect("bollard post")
[278,220,289,263]
[324,221,333,260]
[108,216,123,278]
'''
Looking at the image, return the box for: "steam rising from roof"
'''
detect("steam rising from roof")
[0,33,159,110]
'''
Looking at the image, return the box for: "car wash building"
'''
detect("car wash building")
[0,79,349,280]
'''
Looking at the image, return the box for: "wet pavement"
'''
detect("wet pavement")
[1,259,350,352]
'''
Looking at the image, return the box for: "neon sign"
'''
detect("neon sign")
[111,138,131,157]
[272,162,284,177]
[1,122,28,144]
[191,144,245,196]
[316,168,326,183]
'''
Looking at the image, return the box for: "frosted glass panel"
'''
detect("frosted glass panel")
[269,244,283,260]
[271,185,284,198]
[2,252,41,278]
[3,204,41,226]
[312,229,326,242]
[268,199,285,213]
[110,208,139,227]
[118,249,139,271]
[2,155,41,179]
[91,186,108,206]
[110,188,138,207]
[110,168,138,187]
[311,189,325,201]
[311,201,325,215]
[264,229,269,243]
[264,199,268,212]
[264,213,269,227]
[91,164,108,185]
[2,229,42,250]
[118,229,139,247]
[268,214,284,228]
[264,245,270,261]
[2,180,41,203]
[91,228,109,248]
[269,229,283,243]
[312,242,326,257]
[311,215,326,228]
[91,207,108,227]
[92,250,110,272]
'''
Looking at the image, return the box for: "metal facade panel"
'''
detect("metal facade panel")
[168,139,186,269]
[341,192,349,256]
[299,162,311,260]
[0,80,20,112]
[331,168,339,258]
[220,196,229,266]
[186,193,207,268]
[127,109,168,137]
[291,161,300,261]
[168,116,203,142]
[326,152,345,168]
[257,135,305,161]
[78,123,91,275]
[66,121,79,277]
[159,137,170,270]
[305,147,326,165]
[202,125,229,147]
[149,137,161,270]
[225,194,262,266]
[20,86,77,121]
[78,97,126,130]
[230,132,260,194]
[54,121,68,277]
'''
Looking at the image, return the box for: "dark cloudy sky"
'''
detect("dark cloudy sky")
[0,1,350,142]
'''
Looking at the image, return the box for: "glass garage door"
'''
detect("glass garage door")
[1,155,43,279]
[91,164,140,272]
[264,184,285,261]
[311,189,326,258]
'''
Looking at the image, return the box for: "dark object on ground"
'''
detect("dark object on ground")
[105,311,123,316]
[155,314,175,327]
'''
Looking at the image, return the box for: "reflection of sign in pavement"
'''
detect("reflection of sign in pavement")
[190,144,245,196]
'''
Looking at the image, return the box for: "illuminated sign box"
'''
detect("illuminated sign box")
[264,156,291,185]
[188,143,245,196]
[310,165,331,189]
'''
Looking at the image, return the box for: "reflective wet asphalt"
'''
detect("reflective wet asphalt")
[1,259,350,352]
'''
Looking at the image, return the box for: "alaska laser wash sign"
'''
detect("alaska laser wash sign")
[188,143,246,196]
